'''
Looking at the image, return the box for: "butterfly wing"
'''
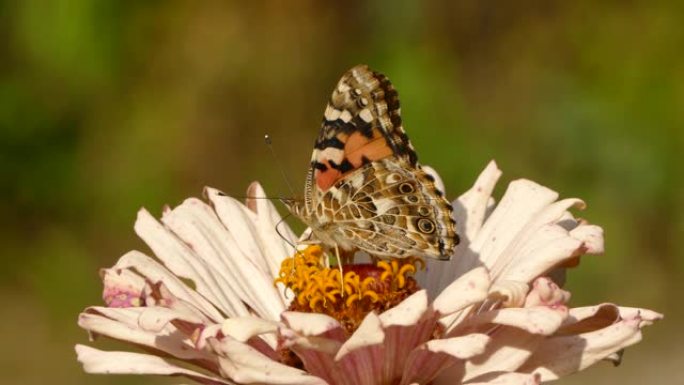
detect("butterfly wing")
[309,65,417,193]
[315,157,458,259]
[298,65,458,259]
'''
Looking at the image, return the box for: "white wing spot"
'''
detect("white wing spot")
[359,108,373,123]
[339,110,353,123]
[324,105,341,121]
[317,147,344,163]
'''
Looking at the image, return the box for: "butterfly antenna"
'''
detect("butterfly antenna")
[264,134,297,198]
[274,212,298,250]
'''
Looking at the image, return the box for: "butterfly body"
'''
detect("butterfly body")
[286,65,458,260]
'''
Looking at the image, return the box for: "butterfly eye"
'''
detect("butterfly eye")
[399,183,414,194]
[417,218,436,234]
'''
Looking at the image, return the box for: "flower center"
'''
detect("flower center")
[275,245,424,334]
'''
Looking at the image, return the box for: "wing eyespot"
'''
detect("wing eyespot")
[417,206,431,217]
[417,218,436,234]
[399,182,414,194]
[405,195,419,204]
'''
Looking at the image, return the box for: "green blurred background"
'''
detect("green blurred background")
[1,1,681,384]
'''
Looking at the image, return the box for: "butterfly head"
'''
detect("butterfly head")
[281,198,308,222]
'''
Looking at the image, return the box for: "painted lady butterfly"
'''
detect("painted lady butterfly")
[285,65,458,260]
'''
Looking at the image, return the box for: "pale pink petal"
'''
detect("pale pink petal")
[279,312,347,385]
[78,307,210,361]
[488,198,588,283]
[455,307,568,380]
[462,327,543,381]
[524,277,570,308]
[617,306,663,326]
[488,280,530,308]
[433,266,490,316]
[161,198,284,320]
[401,334,490,385]
[332,313,385,385]
[457,306,567,337]
[465,371,541,385]
[518,312,658,381]
[205,187,276,280]
[101,265,145,308]
[378,290,435,383]
[245,182,297,268]
[222,316,279,343]
[113,250,224,321]
[470,180,559,274]
[281,312,347,344]
[135,208,246,317]
[211,338,328,385]
[569,224,604,254]
[433,266,490,333]
[75,345,232,384]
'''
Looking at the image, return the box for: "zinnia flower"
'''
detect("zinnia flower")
[76,161,661,384]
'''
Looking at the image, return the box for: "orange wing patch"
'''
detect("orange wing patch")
[313,128,394,191]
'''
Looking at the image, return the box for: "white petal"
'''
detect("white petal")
[75,345,232,384]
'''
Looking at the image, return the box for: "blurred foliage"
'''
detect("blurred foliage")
[1,1,681,384]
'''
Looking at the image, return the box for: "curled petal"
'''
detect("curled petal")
[488,280,529,308]
[524,277,570,308]
[211,338,328,385]
[518,312,659,381]
[222,316,278,342]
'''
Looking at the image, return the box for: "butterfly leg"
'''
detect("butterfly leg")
[334,244,345,296]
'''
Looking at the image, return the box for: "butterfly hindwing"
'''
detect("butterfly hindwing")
[315,158,457,259]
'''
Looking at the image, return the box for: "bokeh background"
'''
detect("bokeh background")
[1,1,681,384]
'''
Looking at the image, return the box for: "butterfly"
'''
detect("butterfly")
[284,65,458,260]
